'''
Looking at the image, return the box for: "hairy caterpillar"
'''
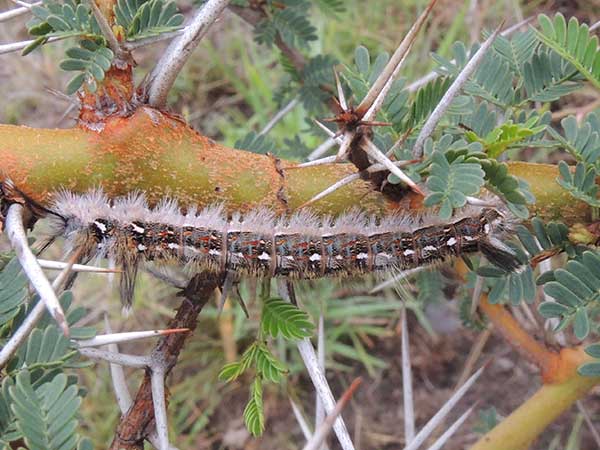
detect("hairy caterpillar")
[37,189,522,305]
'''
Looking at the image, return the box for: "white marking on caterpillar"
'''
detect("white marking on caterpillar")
[446,237,457,246]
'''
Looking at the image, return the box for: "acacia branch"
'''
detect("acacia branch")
[109,273,219,449]
[0,111,590,224]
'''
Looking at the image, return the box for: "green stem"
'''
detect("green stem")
[0,108,591,224]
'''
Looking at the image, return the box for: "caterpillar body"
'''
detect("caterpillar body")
[43,190,522,305]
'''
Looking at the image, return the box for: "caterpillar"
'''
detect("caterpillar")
[37,189,522,305]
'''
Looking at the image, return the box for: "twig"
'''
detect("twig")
[146,0,230,108]
[401,307,415,442]
[109,273,218,449]
[259,98,300,136]
[412,23,503,158]
[303,378,362,450]
[403,365,485,450]
[5,204,69,335]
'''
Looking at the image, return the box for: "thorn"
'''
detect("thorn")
[356,0,438,118]
[5,204,70,336]
[37,258,121,273]
[334,132,354,162]
[75,328,189,348]
[298,173,361,209]
[103,314,133,414]
[412,21,504,158]
[150,367,170,450]
[403,365,486,450]
[78,347,151,368]
[296,155,338,168]
[313,119,341,139]
[290,398,314,442]
[306,138,338,162]
[296,338,356,450]
[302,378,362,450]
[360,138,424,196]
[401,307,415,442]
[426,403,477,450]
[333,69,348,111]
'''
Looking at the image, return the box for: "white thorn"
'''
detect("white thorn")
[299,173,361,208]
[361,138,423,194]
[103,315,133,414]
[5,204,69,335]
[299,155,338,168]
[356,0,437,116]
[296,339,356,450]
[38,259,119,273]
[290,398,314,442]
[259,98,300,136]
[466,196,497,207]
[369,267,424,294]
[315,312,326,436]
[0,246,81,368]
[307,138,338,162]
[0,2,40,22]
[412,23,503,158]
[403,365,486,450]
[277,282,355,450]
[334,70,348,111]
[79,347,151,368]
[406,17,534,92]
[401,307,415,442]
[314,120,341,139]
[424,405,476,450]
[75,328,188,348]
[0,35,63,55]
[151,367,170,450]
[146,0,230,108]
[302,379,362,450]
[335,132,354,161]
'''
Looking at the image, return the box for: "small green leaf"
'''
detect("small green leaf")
[573,308,590,340]
[578,362,600,377]
[584,343,600,359]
